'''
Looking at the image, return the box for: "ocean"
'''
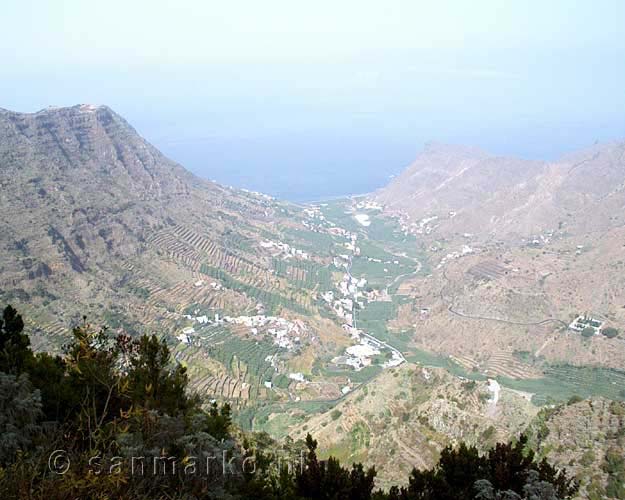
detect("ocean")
[156,132,417,202]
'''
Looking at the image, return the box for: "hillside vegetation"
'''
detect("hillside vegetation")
[0,305,577,499]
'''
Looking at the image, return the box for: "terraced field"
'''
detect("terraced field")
[449,350,543,379]
[176,325,282,403]
[272,258,333,292]
[147,225,264,276]
[199,264,312,315]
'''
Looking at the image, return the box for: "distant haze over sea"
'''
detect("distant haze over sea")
[156,132,413,202]
[151,120,623,203]
[3,1,625,202]
[5,49,625,202]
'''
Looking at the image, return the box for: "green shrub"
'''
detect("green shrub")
[582,327,596,338]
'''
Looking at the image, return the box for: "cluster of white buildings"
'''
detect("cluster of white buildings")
[221,314,308,350]
[240,188,274,201]
[569,314,604,335]
[288,372,307,382]
[301,206,331,231]
[332,333,404,371]
[415,215,440,235]
[364,288,390,302]
[321,290,355,325]
[395,211,470,237]
[333,255,350,269]
[528,231,554,247]
[354,200,383,211]
[177,313,309,351]
[259,239,309,260]
[193,279,223,291]
[184,313,210,324]
[435,244,475,269]
[332,337,380,370]
[320,268,369,325]
[303,206,325,221]
[303,205,364,246]
[177,313,213,343]
[326,226,352,238]
[338,274,367,298]
[393,214,440,236]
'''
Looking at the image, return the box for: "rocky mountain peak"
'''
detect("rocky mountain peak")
[0,104,204,199]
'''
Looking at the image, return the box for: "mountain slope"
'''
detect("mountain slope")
[0,105,353,409]
[0,105,252,334]
[374,141,625,239]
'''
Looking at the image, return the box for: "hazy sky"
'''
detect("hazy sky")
[2,1,625,199]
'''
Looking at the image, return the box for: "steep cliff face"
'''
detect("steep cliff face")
[0,105,268,343]
[1,105,198,282]
[0,104,210,206]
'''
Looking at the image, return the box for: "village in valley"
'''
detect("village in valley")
[167,192,622,435]
[170,197,422,407]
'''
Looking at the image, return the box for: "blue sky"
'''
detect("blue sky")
[2,1,625,200]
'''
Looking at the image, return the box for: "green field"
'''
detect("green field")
[355,297,413,351]
[407,347,625,405]
[281,227,340,256]
[237,398,338,435]
[498,364,625,405]
[318,199,418,247]
[321,365,383,384]
[406,349,487,381]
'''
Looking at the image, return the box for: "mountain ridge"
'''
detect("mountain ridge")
[374,138,625,239]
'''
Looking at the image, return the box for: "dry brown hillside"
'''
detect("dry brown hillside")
[374,141,625,240]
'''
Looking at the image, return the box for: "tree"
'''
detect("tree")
[127,334,193,416]
[0,306,580,500]
[581,327,595,338]
[203,401,232,441]
[350,463,377,500]
[0,305,32,374]
[295,433,377,499]
[296,434,322,498]
[25,350,76,422]
[62,322,134,448]
[473,470,563,500]
[396,436,576,500]
[602,327,619,339]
